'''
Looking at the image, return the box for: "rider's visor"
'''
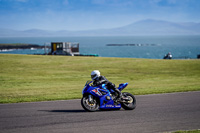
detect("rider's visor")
[91,74,96,79]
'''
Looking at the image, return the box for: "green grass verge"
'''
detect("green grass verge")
[173,129,200,133]
[0,54,200,103]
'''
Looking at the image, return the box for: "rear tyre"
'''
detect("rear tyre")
[121,92,136,110]
[81,95,99,112]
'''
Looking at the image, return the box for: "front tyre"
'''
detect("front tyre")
[81,95,99,112]
[121,92,136,110]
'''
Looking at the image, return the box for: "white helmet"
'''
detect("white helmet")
[91,70,100,80]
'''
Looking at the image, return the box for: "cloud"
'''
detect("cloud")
[0,0,199,30]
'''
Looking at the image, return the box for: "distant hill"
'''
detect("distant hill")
[1,19,200,37]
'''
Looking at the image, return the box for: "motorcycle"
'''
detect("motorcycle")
[81,81,136,112]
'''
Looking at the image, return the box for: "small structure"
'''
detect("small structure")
[51,42,79,56]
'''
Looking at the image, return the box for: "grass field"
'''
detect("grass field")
[173,129,200,133]
[0,54,200,103]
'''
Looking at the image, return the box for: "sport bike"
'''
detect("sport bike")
[81,81,136,112]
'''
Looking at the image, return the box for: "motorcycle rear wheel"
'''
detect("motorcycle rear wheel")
[81,95,99,112]
[121,92,136,110]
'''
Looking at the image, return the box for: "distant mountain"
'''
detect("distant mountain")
[0,19,200,37]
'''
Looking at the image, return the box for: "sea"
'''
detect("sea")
[0,36,200,59]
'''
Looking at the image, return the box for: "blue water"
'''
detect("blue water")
[0,36,200,59]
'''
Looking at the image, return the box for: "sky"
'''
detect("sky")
[0,0,200,31]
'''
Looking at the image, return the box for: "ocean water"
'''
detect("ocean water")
[0,36,200,59]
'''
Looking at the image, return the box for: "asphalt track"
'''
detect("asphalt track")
[0,91,200,133]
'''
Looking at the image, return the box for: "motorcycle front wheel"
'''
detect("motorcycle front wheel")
[81,95,99,112]
[121,92,136,110]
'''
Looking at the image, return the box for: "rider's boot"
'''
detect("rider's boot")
[114,88,123,102]
[114,88,130,102]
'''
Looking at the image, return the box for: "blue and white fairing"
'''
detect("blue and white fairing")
[82,81,128,109]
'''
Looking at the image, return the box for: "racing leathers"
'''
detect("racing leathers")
[93,76,122,100]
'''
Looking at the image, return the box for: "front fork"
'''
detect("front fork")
[88,95,93,103]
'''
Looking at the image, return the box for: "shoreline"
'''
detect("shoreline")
[0,43,49,50]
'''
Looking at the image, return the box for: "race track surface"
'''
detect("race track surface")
[0,91,200,133]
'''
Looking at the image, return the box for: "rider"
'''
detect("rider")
[91,70,122,101]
